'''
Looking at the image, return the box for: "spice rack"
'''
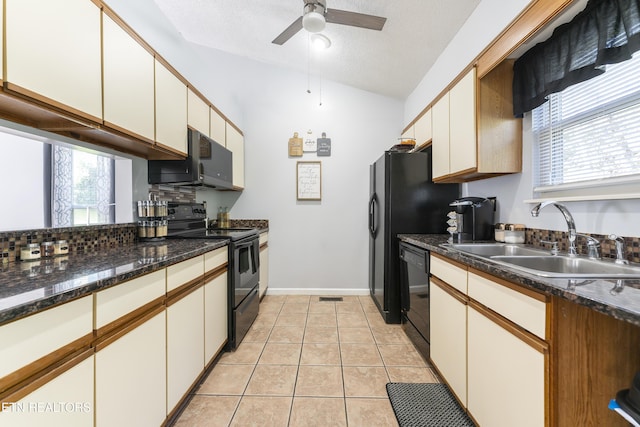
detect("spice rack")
[137,199,168,240]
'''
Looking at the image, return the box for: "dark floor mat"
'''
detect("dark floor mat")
[386,383,475,427]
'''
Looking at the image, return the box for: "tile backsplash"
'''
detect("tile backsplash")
[0,224,137,264]
[526,228,640,264]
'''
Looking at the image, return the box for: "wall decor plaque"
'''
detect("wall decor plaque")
[288,132,303,157]
[303,129,317,152]
[317,132,331,156]
[296,161,321,201]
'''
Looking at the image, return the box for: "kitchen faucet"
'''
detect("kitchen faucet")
[530,201,578,256]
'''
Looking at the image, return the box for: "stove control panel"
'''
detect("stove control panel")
[167,202,207,221]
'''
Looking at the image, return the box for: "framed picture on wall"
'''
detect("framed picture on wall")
[296,161,321,201]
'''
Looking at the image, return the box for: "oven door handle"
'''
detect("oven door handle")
[235,238,260,271]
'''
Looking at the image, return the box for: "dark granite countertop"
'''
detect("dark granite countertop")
[399,234,640,328]
[0,239,228,327]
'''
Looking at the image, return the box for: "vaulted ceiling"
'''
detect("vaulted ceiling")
[152,0,481,99]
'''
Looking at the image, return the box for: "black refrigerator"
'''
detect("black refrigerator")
[368,147,459,323]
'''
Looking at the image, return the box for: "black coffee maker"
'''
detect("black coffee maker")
[449,197,495,242]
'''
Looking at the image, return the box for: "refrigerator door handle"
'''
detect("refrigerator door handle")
[369,194,378,237]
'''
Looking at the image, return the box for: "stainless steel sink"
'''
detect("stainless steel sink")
[490,255,640,278]
[441,242,640,279]
[442,243,549,257]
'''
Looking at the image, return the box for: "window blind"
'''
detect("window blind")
[532,52,640,190]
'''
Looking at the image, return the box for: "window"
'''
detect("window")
[51,145,115,227]
[0,123,131,232]
[532,52,640,195]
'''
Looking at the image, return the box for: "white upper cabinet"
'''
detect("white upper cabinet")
[102,13,155,142]
[431,93,450,180]
[188,89,210,135]
[210,108,226,146]
[155,60,188,155]
[448,68,477,175]
[5,0,102,120]
[413,108,432,147]
[226,122,245,189]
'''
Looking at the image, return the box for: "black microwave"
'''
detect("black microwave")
[148,129,233,189]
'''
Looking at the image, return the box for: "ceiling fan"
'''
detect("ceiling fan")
[272,0,387,45]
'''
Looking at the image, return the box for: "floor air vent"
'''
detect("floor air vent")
[319,297,343,302]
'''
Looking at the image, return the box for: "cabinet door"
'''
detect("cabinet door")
[414,108,432,147]
[204,271,228,364]
[155,59,187,155]
[188,89,210,135]
[226,122,245,189]
[259,245,269,298]
[449,68,477,175]
[103,13,155,141]
[0,355,94,427]
[95,310,167,427]
[430,280,467,406]
[0,295,92,379]
[210,108,226,146]
[6,0,102,120]
[167,288,205,413]
[431,93,450,179]
[468,306,546,427]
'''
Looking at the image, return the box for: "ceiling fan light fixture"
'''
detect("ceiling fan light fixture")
[311,33,331,50]
[302,11,326,33]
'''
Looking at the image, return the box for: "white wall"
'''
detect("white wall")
[107,0,402,293]
[404,0,640,237]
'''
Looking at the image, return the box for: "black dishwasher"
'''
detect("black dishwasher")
[399,242,430,359]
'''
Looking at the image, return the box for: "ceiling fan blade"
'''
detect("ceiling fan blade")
[272,16,304,45]
[325,9,386,31]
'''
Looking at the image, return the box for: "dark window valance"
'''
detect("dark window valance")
[513,0,640,117]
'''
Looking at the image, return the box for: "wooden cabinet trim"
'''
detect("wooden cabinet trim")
[94,304,165,352]
[476,0,575,79]
[4,83,102,124]
[430,276,469,305]
[469,299,548,354]
[0,333,93,404]
[204,264,227,283]
[468,267,549,303]
[166,276,205,307]
[94,295,166,341]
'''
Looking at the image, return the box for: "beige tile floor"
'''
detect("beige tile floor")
[173,295,439,427]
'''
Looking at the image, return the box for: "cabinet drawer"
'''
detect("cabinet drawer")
[468,271,546,339]
[0,296,92,379]
[95,269,165,329]
[430,254,467,294]
[204,247,228,273]
[167,255,204,292]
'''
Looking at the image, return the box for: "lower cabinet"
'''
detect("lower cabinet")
[259,232,269,299]
[167,287,205,414]
[430,254,549,425]
[430,278,468,406]
[0,354,94,427]
[95,309,166,427]
[467,304,546,427]
[204,270,228,365]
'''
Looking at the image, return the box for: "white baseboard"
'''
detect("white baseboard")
[265,287,369,296]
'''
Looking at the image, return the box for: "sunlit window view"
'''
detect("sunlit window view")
[52,145,115,227]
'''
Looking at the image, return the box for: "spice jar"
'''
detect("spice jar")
[20,243,41,261]
[41,241,55,258]
[504,224,525,244]
[494,223,506,242]
[54,240,69,256]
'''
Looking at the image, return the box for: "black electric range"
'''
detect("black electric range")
[166,202,260,350]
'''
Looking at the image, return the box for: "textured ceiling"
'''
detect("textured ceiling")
[152,0,481,99]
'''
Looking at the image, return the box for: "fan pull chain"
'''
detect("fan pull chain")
[307,33,311,94]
